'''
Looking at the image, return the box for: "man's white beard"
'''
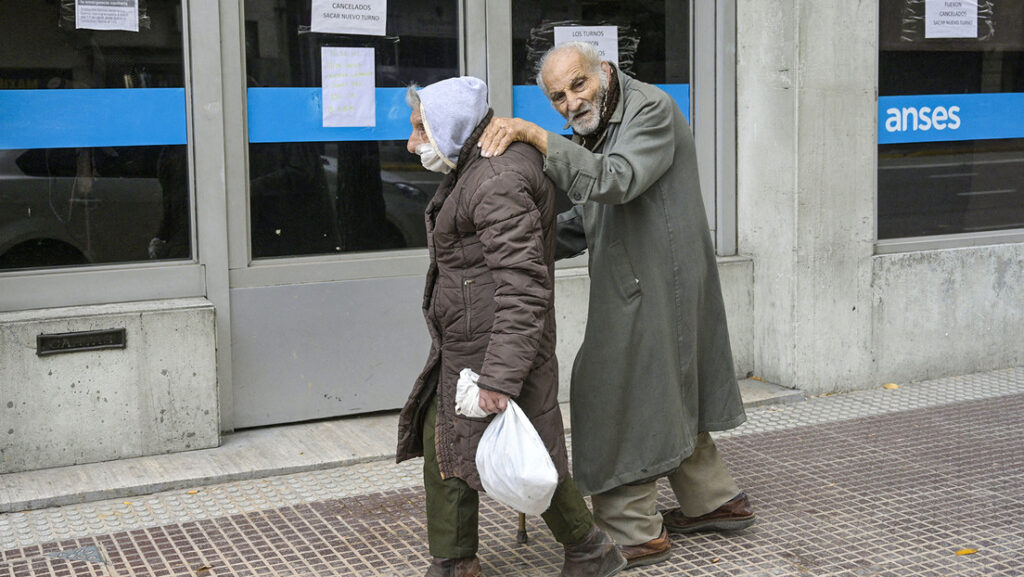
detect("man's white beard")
[568,69,610,136]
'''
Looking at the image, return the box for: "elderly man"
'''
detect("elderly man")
[394,76,626,577]
[478,43,755,568]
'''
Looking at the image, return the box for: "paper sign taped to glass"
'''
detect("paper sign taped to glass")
[925,0,978,38]
[311,0,387,36]
[886,0,1001,45]
[75,0,140,32]
[321,47,376,128]
[553,25,619,65]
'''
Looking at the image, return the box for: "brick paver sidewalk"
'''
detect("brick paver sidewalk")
[3,369,1023,576]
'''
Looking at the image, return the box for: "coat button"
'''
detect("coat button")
[572,193,582,201]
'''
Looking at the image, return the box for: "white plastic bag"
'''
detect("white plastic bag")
[455,368,488,419]
[475,399,559,515]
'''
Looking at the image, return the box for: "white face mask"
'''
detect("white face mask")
[416,142,452,174]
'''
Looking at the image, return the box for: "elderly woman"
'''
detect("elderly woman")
[394,76,625,577]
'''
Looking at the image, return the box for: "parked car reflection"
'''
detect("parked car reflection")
[0,146,169,269]
[321,153,436,251]
[1,146,437,271]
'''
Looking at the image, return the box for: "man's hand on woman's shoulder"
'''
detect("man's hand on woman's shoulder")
[479,117,548,158]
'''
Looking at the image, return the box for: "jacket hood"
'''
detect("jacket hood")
[417,76,489,169]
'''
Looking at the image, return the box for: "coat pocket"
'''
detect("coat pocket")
[607,240,642,301]
[461,278,474,338]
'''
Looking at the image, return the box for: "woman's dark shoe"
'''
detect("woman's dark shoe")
[561,525,627,577]
[425,556,483,577]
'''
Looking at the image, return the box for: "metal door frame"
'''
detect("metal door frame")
[0,0,212,314]
[218,1,481,430]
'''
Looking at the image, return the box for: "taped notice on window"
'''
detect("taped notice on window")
[311,0,387,36]
[925,0,978,38]
[554,26,619,65]
[76,0,139,32]
[322,47,376,128]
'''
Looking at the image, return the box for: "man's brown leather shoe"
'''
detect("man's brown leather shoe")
[661,492,756,534]
[616,528,671,569]
[424,556,483,577]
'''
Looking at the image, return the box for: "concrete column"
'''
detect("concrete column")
[737,0,878,393]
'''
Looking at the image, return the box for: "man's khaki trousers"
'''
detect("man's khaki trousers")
[590,432,739,546]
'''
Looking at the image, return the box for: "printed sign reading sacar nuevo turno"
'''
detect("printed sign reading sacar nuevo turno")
[925,0,978,38]
[311,0,387,36]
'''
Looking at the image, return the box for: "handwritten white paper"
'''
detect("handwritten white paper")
[311,0,387,36]
[76,0,139,32]
[322,47,376,128]
[554,26,619,65]
[925,0,978,39]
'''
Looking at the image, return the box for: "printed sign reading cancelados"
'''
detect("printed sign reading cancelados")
[37,329,127,356]
[925,0,978,38]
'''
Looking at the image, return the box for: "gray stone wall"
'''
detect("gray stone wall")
[736,0,1022,393]
[1,299,218,473]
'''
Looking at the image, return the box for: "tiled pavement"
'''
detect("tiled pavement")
[2,367,1023,576]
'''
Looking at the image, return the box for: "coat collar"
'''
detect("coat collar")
[571,65,627,150]
[608,65,627,125]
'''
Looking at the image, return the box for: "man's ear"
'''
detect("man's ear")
[601,61,612,75]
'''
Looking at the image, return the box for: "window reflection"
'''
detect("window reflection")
[0,1,189,270]
[878,2,1024,239]
[509,0,690,215]
[243,0,457,259]
[511,0,689,86]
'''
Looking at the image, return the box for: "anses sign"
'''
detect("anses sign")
[883,105,961,133]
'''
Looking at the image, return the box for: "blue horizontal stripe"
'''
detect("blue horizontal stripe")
[247,87,412,143]
[247,84,691,144]
[0,89,186,150]
[513,83,690,134]
[878,93,1024,144]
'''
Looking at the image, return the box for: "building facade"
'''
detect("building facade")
[2,1,1021,474]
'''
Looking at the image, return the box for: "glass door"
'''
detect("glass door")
[230,0,462,428]
[0,0,208,314]
[243,0,460,259]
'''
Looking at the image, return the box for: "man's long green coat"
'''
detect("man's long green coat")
[544,68,746,496]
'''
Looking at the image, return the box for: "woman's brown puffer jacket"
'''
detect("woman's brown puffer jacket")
[396,113,567,490]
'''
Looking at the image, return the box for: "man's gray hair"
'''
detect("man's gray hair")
[535,41,603,96]
[406,83,421,110]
